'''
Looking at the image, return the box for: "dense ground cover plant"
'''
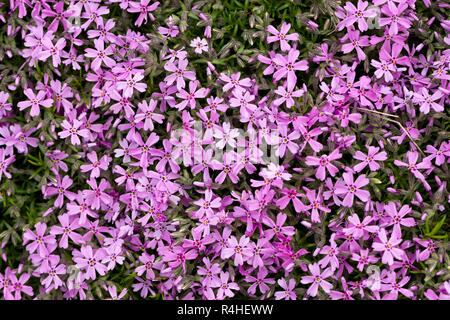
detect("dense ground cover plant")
[0,0,449,300]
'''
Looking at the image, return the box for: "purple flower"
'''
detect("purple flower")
[266,22,299,51]
[353,146,387,172]
[17,88,54,117]
[372,228,404,266]
[73,245,108,280]
[334,172,370,207]
[300,263,333,297]
[337,0,377,32]
[274,278,297,300]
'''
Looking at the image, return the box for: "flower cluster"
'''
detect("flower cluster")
[0,0,449,300]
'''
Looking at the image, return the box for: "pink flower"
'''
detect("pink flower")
[17,89,54,117]
[117,72,147,98]
[273,48,308,88]
[334,172,370,207]
[50,213,84,248]
[384,202,415,237]
[351,248,378,271]
[73,245,108,280]
[23,222,56,257]
[0,148,15,181]
[164,59,196,90]
[213,271,239,299]
[220,72,252,92]
[341,29,370,61]
[84,38,116,70]
[304,188,331,223]
[134,99,165,131]
[127,0,159,26]
[353,146,387,172]
[190,37,208,54]
[379,3,411,36]
[221,235,252,266]
[58,119,90,145]
[266,22,299,52]
[337,0,377,32]
[45,175,76,208]
[393,151,431,181]
[300,263,333,297]
[276,188,305,213]
[175,80,208,110]
[9,273,33,300]
[413,87,444,114]
[372,228,404,265]
[343,214,378,240]
[274,278,297,300]
[305,149,342,181]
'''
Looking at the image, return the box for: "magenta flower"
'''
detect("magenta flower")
[45,175,76,208]
[300,263,333,297]
[127,0,159,26]
[41,255,66,290]
[384,202,415,237]
[17,89,54,117]
[159,245,198,273]
[23,222,56,257]
[175,80,208,110]
[84,38,116,70]
[194,189,222,218]
[213,271,239,299]
[305,149,342,181]
[304,188,330,223]
[381,272,414,300]
[135,99,165,131]
[50,213,84,248]
[424,143,447,166]
[371,59,395,82]
[221,235,252,266]
[273,84,305,108]
[73,245,108,280]
[334,172,370,207]
[413,87,444,114]
[85,178,112,210]
[220,72,252,92]
[379,3,411,36]
[337,0,377,32]
[80,151,111,179]
[197,258,221,288]
[274,278,297,300]
[353,146,387,172]
[261,212,295,240]
[117,72,147,98]
[351,248,379,271]
[58,119,90,145]
[343,214,378,240]
[273,48,308,88]
[276,188,305,213]
[244,267,275,295]
[164,59,196,90]
[393,151,431,181]
[37,37,66,67]
[266,22,299,52]
[9,273,33,300]
[318,240,340,271]
[41,1,77,32]
[106,286,128,300]
[372,228,404,266]
[190,37,208,54]
[341,29,370,61]
[0,148,15,181]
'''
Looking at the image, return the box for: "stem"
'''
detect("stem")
[358,107,425,156]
